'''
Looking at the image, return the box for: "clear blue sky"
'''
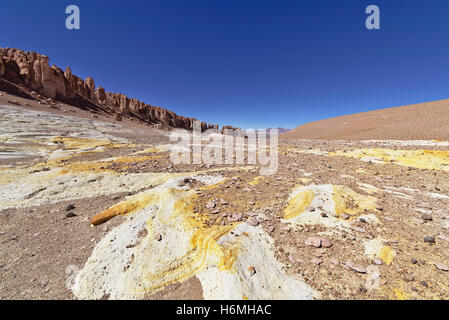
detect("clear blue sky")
[1,0,449,129]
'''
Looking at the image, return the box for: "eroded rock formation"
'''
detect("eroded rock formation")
[0,47,239,132]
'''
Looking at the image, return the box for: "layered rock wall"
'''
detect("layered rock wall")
[0,47,239,132]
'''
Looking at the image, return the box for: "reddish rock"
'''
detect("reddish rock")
[310,258,323,265]
[246,218,259,227]
[305,236,322,248]
[319,237,333,248]
[247,266,256,276]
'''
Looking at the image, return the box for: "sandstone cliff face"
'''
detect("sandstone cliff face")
[0,47,239,133]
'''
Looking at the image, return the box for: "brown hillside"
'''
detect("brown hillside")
[281,99,449,140]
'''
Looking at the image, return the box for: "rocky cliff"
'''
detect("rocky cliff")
[0,47,238,133]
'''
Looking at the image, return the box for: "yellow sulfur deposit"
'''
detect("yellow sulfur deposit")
[332,185,378,217]
[88,179,241,296]
[284,189,314,220]
[91,193,159,226]
[249,176,264,186]
[379,245,395,265]
[331,149,449,172]
[393,288,408,300]
[51,136,121,151]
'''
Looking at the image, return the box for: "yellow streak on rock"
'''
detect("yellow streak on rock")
[89,179,241,296]
[284,190,314,220]
[136,189,240,294]
[379,245,395,265]
[90,193,159,226]
[51,136,115,150]
[333,185,378,217]
[331,149,449,172]
[177,197,239,271]
[131,147,160,155]
[110,155,158,163]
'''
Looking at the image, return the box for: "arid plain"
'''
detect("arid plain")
[1,91,448,300]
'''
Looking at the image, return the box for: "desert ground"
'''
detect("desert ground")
[0,92,448,300]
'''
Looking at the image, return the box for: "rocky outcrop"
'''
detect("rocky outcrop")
[0,47,237,132]
[221,125,243,136]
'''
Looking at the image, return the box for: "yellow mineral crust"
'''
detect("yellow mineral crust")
[283,184,378,227]
[364,238,395,265]
[284,189,314,220]
[91,193,159,226]
[174,195,239,272]
[330,149,449,172]
[379,245,395,265]
[131,147,163,155]
[332,185,378,217]
[392,287,408,300]
[85,178,241,297]
[50,136,121,151]
[249,176,264,186]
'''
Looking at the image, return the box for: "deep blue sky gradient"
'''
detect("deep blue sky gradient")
[1,0,449,129]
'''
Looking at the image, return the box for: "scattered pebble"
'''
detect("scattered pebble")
[154,234,162,241]
[248,266,256,276]
[424,236,435,244]
[351,226,366,233]
[434,262,449,271]
[65,204,76,211]
[65,212,77,218]
[403,274,415,282]
[437,234,449,243]
[320,237,333,248]
[206,201,216,209]
[246,218,259,227]
[305,236,322,248]
[288,254,296,263]
[350,265,367,274]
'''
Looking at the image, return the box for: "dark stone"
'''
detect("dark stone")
[65,212,77,218]
[424,236,435,244]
